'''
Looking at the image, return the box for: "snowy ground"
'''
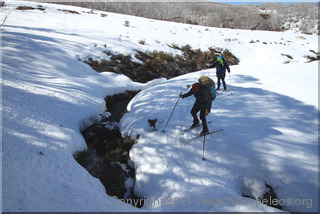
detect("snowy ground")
[1,0,318,212]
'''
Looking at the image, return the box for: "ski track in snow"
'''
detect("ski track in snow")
[2,1,318,212]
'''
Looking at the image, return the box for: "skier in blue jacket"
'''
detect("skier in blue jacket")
[209,56,230,91]
[180,83,212,136]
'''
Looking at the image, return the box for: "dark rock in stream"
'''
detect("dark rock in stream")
[75,90,143,208]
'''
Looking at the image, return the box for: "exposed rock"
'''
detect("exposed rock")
[75,90,143,208]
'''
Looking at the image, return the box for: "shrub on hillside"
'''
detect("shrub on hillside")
[85,45,239,83]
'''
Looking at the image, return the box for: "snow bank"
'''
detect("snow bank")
[120,65,318,212]
[2,1,144,212]
[2,0,318,212]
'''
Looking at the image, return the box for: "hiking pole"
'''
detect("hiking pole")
[162,94,181,132]
[202,109,208,161]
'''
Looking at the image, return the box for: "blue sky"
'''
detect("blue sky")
[209,0,318,3]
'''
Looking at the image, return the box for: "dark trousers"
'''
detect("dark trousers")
[191,103,206,121]
[217,72,226,90]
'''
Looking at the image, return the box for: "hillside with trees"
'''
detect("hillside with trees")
[55,1,318,35]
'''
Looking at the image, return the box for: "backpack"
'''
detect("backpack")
[198,75,216,101]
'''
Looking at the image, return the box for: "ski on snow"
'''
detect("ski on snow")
[180,129,224,145]
[174,121,212,136]
[216,89,231,95]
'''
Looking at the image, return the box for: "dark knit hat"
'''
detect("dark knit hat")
[192,83,200,93]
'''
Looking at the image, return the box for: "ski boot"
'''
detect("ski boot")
[190,120,199,129]
[200,126,209,136]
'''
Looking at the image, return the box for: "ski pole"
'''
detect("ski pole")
[202,109,208,161]
[202,133,206,161]
[228,72,232,92]
[162,94,181,132]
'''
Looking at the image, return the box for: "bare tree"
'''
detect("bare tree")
[52,1,318,34]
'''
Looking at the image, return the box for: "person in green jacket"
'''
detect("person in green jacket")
[209,56,230,91]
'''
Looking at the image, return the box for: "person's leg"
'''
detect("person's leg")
[216,76,221,90]
[199,109,209,135]
[190,104,200,128]
[221,72,227,91]
[222,79,227,91]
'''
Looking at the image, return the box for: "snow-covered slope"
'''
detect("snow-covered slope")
[1,0,318,212]
[120,62,318,212]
